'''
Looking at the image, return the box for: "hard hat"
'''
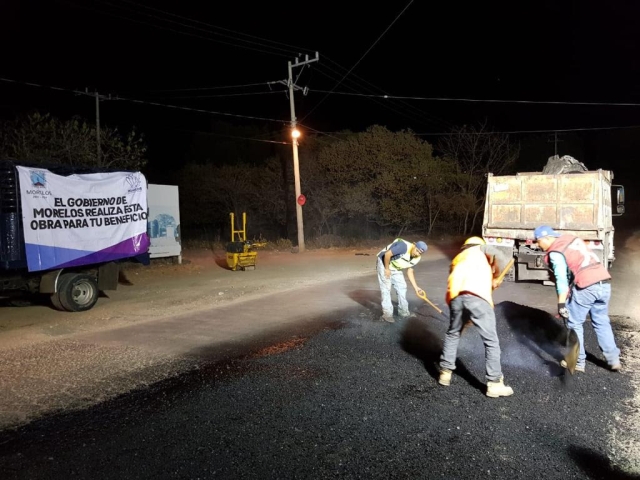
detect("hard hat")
[463,236,486,246]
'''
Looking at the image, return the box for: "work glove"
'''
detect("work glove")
[558,303,569,320]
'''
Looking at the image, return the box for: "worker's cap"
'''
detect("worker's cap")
[415,241,428,254]
[533,225,561,240]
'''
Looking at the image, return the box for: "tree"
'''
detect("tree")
[438,122,519,234]
[0,112,147,170]
[299,126,447,238]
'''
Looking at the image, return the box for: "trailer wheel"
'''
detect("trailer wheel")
[58,273,99,312]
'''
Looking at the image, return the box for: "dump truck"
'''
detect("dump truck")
[481,164,625,283]
[0,160,150,311]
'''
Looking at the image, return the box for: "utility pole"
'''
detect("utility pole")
[95,92,101,163]
[548,131,563,156]
[82,88,112,165]
[284,52,319,253]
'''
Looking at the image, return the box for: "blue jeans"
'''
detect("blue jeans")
[567,282,620,368]
[440,294,503,382]
[376,258,409,317]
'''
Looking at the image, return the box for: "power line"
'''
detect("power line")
[295,124,640,136]
[116,0,316,56]
[0,77,291,124]
[312,66,437,130]
[67,1,292,58]
[414,125,640,135]
[300,0,414,122]
[149,82,278,93]
[92,0,298,57]
[306,89,640,107]
[155,90,287,100]
[322,56,453,130]
[159,127,291,144]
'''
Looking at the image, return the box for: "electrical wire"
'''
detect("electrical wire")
[312,67,435,130]
[148,82,279,93]
[154,90,288,100]
[115,0,316,55]
[414,125,640,135]
[66,1,292,58]
[319,57,453,130]
[306,89,640,107]
[300,0,414,122]
[159,127,290,144]
[0,77,291,124]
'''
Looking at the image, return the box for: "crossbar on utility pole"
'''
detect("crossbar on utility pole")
[287,52,319,253]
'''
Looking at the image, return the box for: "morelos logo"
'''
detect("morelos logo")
[26,170,52,196]
[125,173,142,193]
[30,170,46,188]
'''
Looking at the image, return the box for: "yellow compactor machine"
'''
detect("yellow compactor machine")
[226,212,258,271]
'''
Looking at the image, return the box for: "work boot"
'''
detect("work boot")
[611,363,622,372]
[486,376,514,398]
[380,314,395,323]
[398,309,411,318]
[560,360,585,373]
[438,369,452,386]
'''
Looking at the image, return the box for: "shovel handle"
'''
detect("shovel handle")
[494,258,515,288]
[418,291,443,314]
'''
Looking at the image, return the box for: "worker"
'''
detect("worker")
[439,236,514,398]
[376,238,427,323]
[534,225,621,373]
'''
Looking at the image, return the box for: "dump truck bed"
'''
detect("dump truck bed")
[482,170,613,241]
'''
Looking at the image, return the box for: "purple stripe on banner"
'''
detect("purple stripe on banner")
[50,234,150,269]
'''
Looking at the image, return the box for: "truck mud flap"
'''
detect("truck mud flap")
[98,262,119,291]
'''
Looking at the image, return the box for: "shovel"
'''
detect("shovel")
[563,319,580,375]
[493,258,515,289]
[417,290,444,315]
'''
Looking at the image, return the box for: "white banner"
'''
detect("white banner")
[17,166,150,272]
[148,184,181,259]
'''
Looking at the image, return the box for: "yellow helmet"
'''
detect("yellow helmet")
[463,236,486,246]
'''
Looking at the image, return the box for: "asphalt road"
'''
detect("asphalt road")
[0,299,635,480]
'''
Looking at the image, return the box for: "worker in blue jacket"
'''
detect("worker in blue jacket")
[377,238,427,323]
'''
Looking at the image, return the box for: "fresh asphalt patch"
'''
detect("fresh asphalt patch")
[0,301,636,479]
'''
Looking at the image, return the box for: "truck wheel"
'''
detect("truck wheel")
[50,292,65,311]
[58,273,99,312]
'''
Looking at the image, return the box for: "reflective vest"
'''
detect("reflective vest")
[446,246,494,307]
[544,235,610,288]
[378,238,421,271]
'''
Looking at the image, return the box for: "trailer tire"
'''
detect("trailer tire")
[58,273,99,312]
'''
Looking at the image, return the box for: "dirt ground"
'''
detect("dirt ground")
[0,245,396,346]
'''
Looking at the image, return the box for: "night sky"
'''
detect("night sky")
[1,1,639,191]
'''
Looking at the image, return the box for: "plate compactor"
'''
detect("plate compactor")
[225,212,259,271]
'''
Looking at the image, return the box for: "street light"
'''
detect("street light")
[292,128,301,139]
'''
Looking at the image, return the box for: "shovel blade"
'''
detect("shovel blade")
[564,328,580,374]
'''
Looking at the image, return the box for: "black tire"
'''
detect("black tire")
[58,273,99,312]
[50,292,65,311]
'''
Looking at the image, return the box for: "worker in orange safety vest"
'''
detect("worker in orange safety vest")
[438,236,514,398]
